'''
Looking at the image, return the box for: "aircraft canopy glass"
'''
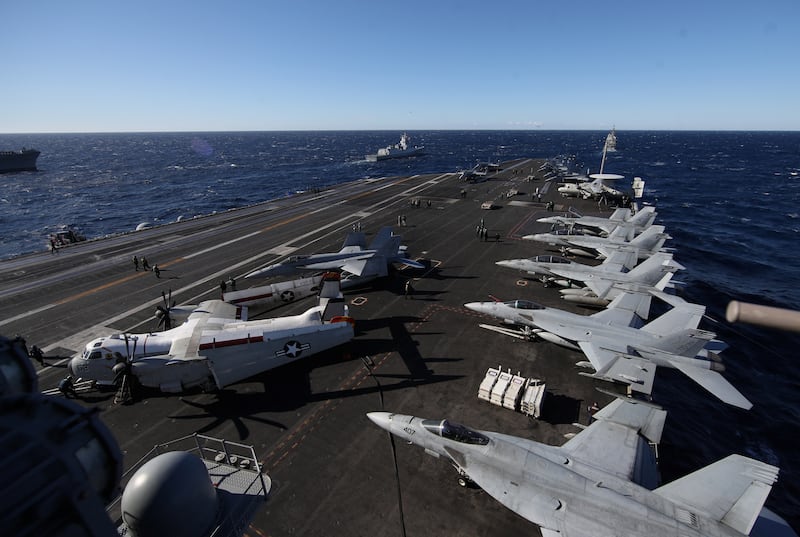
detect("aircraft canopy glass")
[531,255,570,264]
[504,300,544,310]
[421,419,489,445]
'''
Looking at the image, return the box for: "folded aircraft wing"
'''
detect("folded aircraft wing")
[654,454,778,535]
[189,299,240,321]
[561,398,666,483]
[588,292,649,325]
[582,349,656,395]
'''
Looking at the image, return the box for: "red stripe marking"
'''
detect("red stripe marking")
[199,335,264,350]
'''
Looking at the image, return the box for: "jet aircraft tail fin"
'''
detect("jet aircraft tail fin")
[341,230,367,251]
[627,205,657,228]
[367,226,395,252]
[641,299,706,335]
[629,225,669,252]
[654,454,778,535]
[625,252,680,285]
[317,272,348,321]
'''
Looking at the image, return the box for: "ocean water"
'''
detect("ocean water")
[2,130,799,527]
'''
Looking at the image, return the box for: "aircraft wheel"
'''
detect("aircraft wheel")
[457,476,468,488]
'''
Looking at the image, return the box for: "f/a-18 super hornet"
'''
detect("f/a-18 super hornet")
[244,226,424,281]
[464,291,752,409]
[496,249,683,309]
[367,397,780,537]
[537,205,657,236]
[524,224,671,262]
[68,273,354,395]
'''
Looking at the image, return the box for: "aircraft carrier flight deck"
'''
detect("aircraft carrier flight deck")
[1,159,631,536]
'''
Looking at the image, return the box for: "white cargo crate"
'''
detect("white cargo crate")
[489,371,512,405]
[520,380,546,418]
[502,374,527,410]
[478,367,500,402]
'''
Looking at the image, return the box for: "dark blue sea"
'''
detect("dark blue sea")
[2,130,799,527]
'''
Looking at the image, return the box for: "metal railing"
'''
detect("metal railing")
[108,433,269,533]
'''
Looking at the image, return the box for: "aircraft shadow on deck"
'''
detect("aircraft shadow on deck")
[168,361,462,441]
[537,392,583,425]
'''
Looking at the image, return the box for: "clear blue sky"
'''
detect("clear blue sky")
[3,1,798,132]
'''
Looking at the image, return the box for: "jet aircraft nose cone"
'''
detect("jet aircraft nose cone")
[366,412,392,431]
[244,267,269,278]
[495,260,517,269]
[464,302,492,314]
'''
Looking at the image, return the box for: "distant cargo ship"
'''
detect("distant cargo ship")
[0,148,40,173]
[365,133,424,162]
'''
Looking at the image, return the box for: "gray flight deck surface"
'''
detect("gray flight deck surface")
[1,158,627,536]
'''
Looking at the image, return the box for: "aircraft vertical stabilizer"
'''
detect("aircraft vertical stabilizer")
[341,231,367,250]
[653,454,778,535]
[641,302,706,335]
[629,225,668,251]
[367,226,394,251]
[317,272,348,321]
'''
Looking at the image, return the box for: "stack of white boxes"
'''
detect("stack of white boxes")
[477,365,546,418]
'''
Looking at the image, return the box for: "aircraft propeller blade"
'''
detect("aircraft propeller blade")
[154,289,174,331]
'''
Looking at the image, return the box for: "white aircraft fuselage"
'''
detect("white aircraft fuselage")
[69,300,354,393]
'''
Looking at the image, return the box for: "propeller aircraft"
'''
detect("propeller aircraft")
[68,273,354,395]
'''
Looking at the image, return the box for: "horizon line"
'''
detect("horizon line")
[3,128,800,135]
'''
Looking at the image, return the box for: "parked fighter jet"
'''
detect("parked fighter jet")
[525,224,670,261]
[244,226,424,279]
[465,292,752,409]
[68,273,354,394]
[368,398,778,537]
[553,252,683,306]
[537,205,657,236]
[497,249,640,285]
[497,251,683,311]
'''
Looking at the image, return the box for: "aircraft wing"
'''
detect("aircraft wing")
[189,299,240,321]
[654,454,778,535]
[581,349,657,395]
[341,256,387,278]
[562,398,666,482]
[666,358,753,410]
[451,453,566,536]
[635,329,715,358]
[588,292,648,326]
[576,341,621,374]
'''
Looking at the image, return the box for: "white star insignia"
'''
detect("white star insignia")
[284,341,302,358]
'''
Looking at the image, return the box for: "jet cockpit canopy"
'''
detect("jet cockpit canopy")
[504,300,544,310]
[421,419,489,445]
[530,255,570,264]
